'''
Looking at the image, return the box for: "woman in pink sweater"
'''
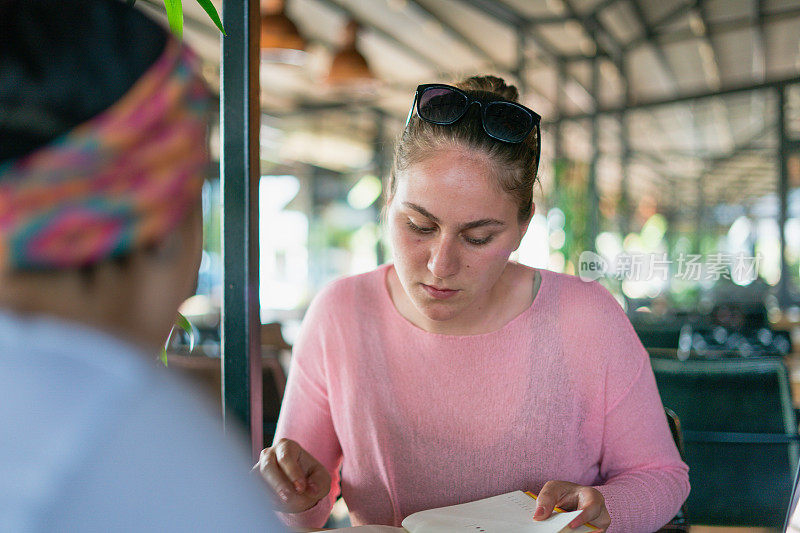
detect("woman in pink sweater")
[256,77,690,532]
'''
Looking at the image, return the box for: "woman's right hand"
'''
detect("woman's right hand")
[255,438,331,513]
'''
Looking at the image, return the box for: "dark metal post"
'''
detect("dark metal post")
[619,112,631,236]
[554,61,564,159]
[778,85,790,308]
[373,108,387,265]
[220,0,263,461]
[695,166,705,255]
[553,61,566,207]
[619,71,632,237]
[514,25,527,96]
[588,38,600,252]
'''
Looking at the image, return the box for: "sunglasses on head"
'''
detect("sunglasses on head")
[405,83,541,144]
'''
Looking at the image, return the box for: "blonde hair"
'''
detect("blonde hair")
[387,75,540,222]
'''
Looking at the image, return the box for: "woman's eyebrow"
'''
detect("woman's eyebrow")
[403,202,506,231]
[404,202,440,223]
[460,218,505,231]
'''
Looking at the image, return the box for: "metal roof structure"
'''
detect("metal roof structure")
[133,0,800,450]
[143,0,800,225]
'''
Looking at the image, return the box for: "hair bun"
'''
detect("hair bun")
[455,75,519,102]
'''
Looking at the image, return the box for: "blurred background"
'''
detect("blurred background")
[135,0,800,342]
[136,0,800,529]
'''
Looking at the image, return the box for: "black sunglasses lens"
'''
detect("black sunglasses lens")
[484,102,533,143]
[418,87,469,124]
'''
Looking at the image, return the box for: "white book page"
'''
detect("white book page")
[401,491,591,533]
[324,526,405,532]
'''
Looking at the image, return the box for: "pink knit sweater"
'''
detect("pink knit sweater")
[274,264,689,533]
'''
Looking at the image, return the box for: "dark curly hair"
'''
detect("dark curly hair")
[0,0,167,162]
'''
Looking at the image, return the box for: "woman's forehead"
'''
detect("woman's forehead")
[397,150,508,200]
[394,167,517,223]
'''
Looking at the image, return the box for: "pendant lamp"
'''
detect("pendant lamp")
[326,20,377,87]
[260,0,306,65]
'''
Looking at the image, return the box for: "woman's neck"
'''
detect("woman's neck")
[0,266,158,354]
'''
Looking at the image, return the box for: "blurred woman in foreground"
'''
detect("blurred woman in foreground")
[0,1,283,530]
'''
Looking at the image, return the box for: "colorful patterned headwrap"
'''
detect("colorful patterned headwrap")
[0,38,210,270]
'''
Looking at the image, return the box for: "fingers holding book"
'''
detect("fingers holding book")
[254,438,331,513]
[533,480,611,531]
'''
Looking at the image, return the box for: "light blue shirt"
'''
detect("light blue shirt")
[0,309,284,532]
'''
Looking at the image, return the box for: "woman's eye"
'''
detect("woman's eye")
[464,235,493,246]
[406,220,435,234]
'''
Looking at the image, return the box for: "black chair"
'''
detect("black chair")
[658,408,689,532]
[651,357,800,528]
[261,322,290,446]
[632,322,683,349]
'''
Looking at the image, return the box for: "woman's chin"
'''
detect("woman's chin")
[413,299,463,323]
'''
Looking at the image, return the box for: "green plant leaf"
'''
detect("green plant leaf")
[195,0,225,35]
[163,0,184,38]
[159,313,195,366]
[175,312,196,352]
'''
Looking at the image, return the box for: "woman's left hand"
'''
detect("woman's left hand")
[533,480,611,532]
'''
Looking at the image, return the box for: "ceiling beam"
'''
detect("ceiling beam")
[310,0,558,114]
[624,5,800,50]
[717,157,776,205]
[561,0,623,65]
[695,120,775,200]
[459,0,581,61]
[648,0,695,32]
[457,0,526,27]
[403,0,554,103]
[587,0,623,21]
[634,146,770,159]
[405,0,503,68]
[630,151,681,185]
[619,112,775,212]
[623,0,696,166]
[559,0,628,117]
[626,0,681,93]
[753,0,767,83]
[693,1,722,90]
[558,74,800,120]
[693,1,736,152]
[459,0,600,114]
[627,149,764,214]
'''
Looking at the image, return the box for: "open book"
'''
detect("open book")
[327,490,598,532]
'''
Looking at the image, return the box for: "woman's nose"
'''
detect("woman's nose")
[427,236,459,279]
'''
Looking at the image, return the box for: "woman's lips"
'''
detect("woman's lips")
[422,283,459,299]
